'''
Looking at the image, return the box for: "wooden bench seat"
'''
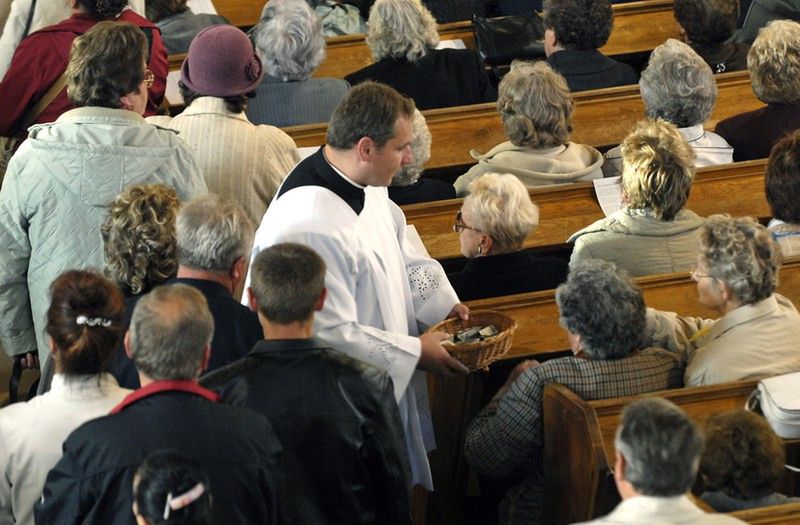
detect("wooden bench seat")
[729,502,800,524]
[284,70,761,172]
[543,381,800,524]
[403,158,769,262]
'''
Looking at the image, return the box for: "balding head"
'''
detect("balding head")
[128,284,214,380]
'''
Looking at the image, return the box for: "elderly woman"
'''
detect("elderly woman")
[145,0,228,55]
[387,108,455,205]
[603,40,733,177]
[247,0,350,127]
[0,270,131,525]
[447,173,567,300]
[454,61,603,195]
[102,184,181,298]
[647,214,800,386]
[570,119,705,277]
[674,0,750,73]
[700,410,800,512]
[345,0,496,110]
[766,130,800,256]
[148,25,299,224]
[0,22,205,380]
[0,0,167,137]
[465,259,683,524]
[543,0,638,92]
[716,20,800,161]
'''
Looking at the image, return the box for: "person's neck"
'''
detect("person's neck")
[138,374,198,388]
[261,318,314,340]
[176,266,234,295]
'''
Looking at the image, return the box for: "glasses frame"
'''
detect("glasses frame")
[453,211,481,233]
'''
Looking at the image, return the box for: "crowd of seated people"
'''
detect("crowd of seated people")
[3,1,800,524]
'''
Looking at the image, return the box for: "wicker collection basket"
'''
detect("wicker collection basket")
[426,310,517,371]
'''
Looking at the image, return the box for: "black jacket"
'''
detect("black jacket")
[546,49,639,92]
[202,338,412,525]
[110,278,262,389]
[447,250,568,301]
[35,381,283,524]
[345,48,497,110]
[715,103,800,162]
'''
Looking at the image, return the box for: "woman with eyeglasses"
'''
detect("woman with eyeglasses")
[0,22,206,390]
[646,214,800,386]
[0,0,168,139]
[447,172,568,301]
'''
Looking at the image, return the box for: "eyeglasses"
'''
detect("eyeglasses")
[143,68,155,88]
[453,211,481,233]
[690,266,715,282]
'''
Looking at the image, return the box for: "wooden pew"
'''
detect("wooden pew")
[542,380,790,524]
[316,0,678,79]
[426,259,800,523]
[211,0,263,29]
[404,158,769,261]
[285,70,762,171]
[729,502,800,524]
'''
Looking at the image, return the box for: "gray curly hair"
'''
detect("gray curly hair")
[701,214,781,305]
[640,39,717,127]
[391,109,431,186]
[555,259,646,360]
[366,0,439,62]
[252,0,326,81]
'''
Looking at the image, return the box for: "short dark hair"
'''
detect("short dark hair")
[145,0,189,23]
[674,0,739,47]
[616,398,704,496]
[67,21,148,108]
[249,243,326,324]
[76,0,129,19]
[700,410,785,500]
[129,284,214,380]
[179,83,250,114]
[134,450,212,525]
[46,270,125,375]
[543,0,614,50]
[766,130,800,223]
[326,81,415,149]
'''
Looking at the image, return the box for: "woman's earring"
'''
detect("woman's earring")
[477,245,482,256]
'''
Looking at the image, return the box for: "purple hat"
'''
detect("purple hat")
[181,25,264,97]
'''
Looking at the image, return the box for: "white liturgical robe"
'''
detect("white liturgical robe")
[246,149,460,489]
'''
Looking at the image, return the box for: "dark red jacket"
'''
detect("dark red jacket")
[0,11,168,136]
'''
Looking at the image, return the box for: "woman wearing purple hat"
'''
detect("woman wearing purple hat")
[148,25,300,225]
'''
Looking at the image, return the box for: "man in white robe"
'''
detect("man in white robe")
[246,82,469,489]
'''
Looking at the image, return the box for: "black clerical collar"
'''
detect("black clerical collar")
[276,147,365,214]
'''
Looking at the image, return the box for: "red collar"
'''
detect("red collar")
[110,379,220,414]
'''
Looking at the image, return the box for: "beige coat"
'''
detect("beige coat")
[568,207,706,277]
[453,141,604,195]
[646,294,800,386]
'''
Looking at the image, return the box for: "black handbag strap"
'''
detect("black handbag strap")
[22,0,38,39]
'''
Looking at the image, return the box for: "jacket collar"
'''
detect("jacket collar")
[166,277,232,299]
[181,96,251,124]
[110,379,219,414]
[705,295,781,343]
[460,251,535,274]
[277,147,365,214]
[249,337,328,356]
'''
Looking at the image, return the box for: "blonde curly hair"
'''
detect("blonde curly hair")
[748,20,800,104]
[102,184,180,296]
[366,0,439,62]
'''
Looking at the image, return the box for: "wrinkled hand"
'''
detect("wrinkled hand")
[448,303,469,321]
[418,331,470,377]
[16,351,39,370]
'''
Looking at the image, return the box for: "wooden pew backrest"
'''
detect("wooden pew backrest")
[729,502,800,524]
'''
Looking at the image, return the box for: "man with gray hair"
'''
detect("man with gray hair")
[36,284,283,524]
[576,398,745,524]
[113,193,261,388]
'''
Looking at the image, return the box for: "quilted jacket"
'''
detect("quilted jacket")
[0,107,207,367]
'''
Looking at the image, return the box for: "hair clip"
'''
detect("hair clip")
[75,315,112,327]
[163,483,205,520]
